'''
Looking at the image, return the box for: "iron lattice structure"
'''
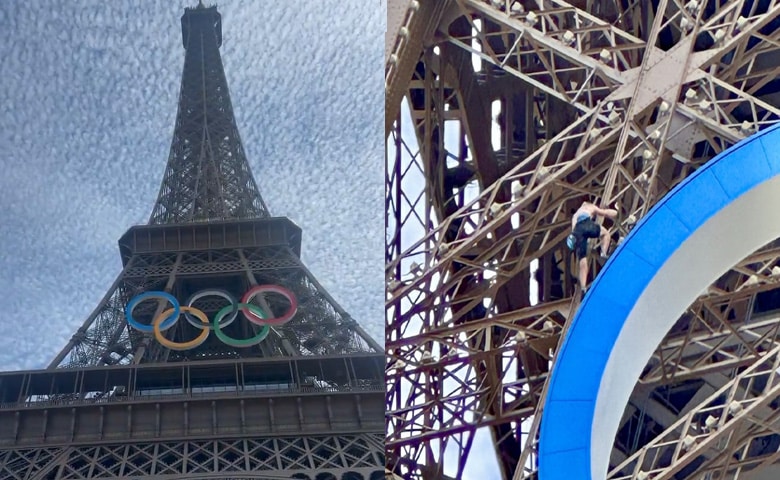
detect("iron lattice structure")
[0,436,384,480]
[0,3,383,480]
[386,0,780,478]
[149,5,269,225]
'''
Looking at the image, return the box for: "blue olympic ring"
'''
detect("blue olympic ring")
[125,291,180,333]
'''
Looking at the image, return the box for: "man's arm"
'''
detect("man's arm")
[594,206,618,219]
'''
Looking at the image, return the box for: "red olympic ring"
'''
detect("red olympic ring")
[241,285,298,326]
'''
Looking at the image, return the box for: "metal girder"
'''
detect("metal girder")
[386,0,780,477]
[608,343,780,479]
[386,0,454,136]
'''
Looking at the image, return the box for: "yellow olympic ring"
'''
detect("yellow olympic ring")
[153,306,210,351]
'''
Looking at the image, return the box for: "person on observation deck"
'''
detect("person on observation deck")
[566,198,618,296]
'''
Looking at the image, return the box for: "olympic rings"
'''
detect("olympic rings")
[124,285,297,350]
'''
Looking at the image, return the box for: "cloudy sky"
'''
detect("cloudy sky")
[0,0,383,370]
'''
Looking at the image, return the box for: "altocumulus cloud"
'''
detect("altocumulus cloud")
[0,0,384,370]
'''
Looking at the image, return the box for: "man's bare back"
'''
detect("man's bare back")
[572,202,616,229]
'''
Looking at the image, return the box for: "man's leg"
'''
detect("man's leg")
[598,226,611,257]
[578,257,588,290]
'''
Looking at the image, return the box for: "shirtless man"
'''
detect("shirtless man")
[568,200,618,294]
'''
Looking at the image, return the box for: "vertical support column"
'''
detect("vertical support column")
[98,406,104,440]
[240,399,246,434]
[326,396,333,428]
[41,410,48,442]
[355,395,364,427]
[155,404,161,437]
[211,401,217,435]
[69,408,76,442]
[183,402,189,436]
[268,399,276,432]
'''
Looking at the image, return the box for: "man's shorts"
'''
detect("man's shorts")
[572,218,601,259]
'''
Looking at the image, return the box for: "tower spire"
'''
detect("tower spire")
[149,4,269,225]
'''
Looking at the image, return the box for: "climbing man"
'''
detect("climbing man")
[566,199,618,296]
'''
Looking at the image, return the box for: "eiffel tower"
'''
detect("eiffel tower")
[0,4,383,479]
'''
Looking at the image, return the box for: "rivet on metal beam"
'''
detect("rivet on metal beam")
[410,0,420,11]
[563,30,575,45]
[736,16,748,31]
[741,120,753,132]
[728,401,743,415]
[525,11,538,26]
[399,26,409,38]
[705,414,719,429]
[599,49,610,63]
[637,172,649,186]
[659,100,671,114]
[682,434,696,450]
[713,28,726,43]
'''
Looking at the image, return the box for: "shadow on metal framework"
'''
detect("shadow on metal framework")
[385,0,780,478]
[0,3,383,479]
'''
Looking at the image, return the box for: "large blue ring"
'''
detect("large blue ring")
[125,291,180,333]
[539,122,780,479]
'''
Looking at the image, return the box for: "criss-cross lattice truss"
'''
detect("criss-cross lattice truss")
[149,4,268,224]
[0,435,384,480]
[386,0,780,478]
